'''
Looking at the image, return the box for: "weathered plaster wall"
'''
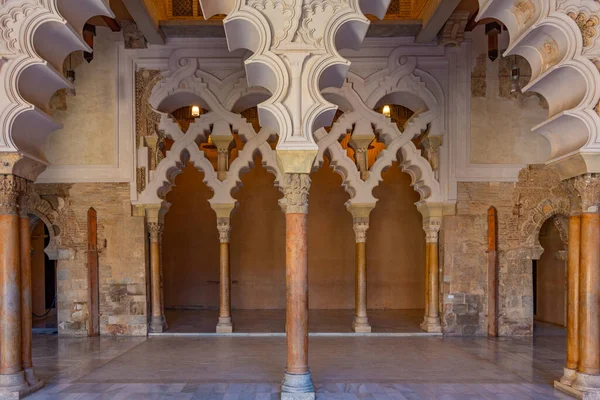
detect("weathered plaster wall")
[536,219,566,327]
[45,28,119,166]
[162,159,425,311]
[470,26,550,165]
[34,183,147,336]
[442,165,570,336]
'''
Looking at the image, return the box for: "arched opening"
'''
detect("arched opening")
[229,155,286,332]
[31,220,58,332]
[533,217,567,335]
[162,163,220,332]
[369,162,425,332]
[307,157,355,330]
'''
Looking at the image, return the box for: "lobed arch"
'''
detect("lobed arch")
[137,110,284,211]
[477,0,600,178]
[313,107,441,208]
[0,0,114,179]
[27,192,65,261]
[521,197,571,252]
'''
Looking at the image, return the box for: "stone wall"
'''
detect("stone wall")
[34,183,147,336]
[442,165,570,336]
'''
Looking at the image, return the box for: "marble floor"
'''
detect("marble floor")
[25,322,574,399]
[164,309,425,334]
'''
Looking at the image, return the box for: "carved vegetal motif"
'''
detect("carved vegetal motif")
[136,167,146,193]
[0,174,25,214]
[422,217,441,243]
[217,217,231,243]
[283,173,311,214]
[568,11,599,48]
[574,173,600,212]
[511,0,535,28]
[352,217,369,243]
[135,69,163,149]
[147,222,163,242]
[296,0,346,48]
[0,0,42,55]
[541,38,560,73]
[248,0,298,47]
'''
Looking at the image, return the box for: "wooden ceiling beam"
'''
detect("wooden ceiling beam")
[415,0,462,43]
[121,0,165,45]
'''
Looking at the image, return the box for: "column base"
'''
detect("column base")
[281,371,315,400]
[23,368,39,387]
[0,371,43,399]
[352,316,371,333]
[149,316,167,333]
[216,317,233,333]
[573,372,600,399]
[420,316,442,333]
[560,367,578,386]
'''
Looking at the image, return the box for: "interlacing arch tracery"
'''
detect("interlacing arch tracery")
[315,82,442,206]
[138,110,283,210]
[477,0,600,178]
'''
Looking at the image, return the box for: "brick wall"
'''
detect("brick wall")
[442,166,570,336]
[35,183,148,336]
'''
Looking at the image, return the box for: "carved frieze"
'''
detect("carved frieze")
[135,69,163,149]
[136,167,147,194]
[0,0,43,55]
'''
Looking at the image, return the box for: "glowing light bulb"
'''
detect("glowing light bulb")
[382,105,391,118]
[191,105,201,117]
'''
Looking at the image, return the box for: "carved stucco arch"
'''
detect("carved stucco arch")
[137,110,283,210]
[27,192,65,261]
[521,197,571,254]
[477,0,600,177]
[314,83,441,206]
[0,0,114,178]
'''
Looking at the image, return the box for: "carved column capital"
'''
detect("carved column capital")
[423,217,442,244]
[147,222,163,243]
[217,217,231,243]
[353,217,369,243]
[283,173,311,214]
[17,179,34,217]
[563,178,582,215]
[0,174,26,215]
[573,174,600,213]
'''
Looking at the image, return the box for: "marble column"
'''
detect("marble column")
[420,217,442,333]
[348,205,373,333]
[559,211,581,386]
[572,174,600,396]
[216,217,233,333]
[0,174,28,393]
[18,182,39,387]
[281,173,314,399]
[148,222,166,333]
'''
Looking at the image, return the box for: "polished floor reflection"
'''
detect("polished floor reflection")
[164,309,425,334]
[27,323,573,399]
